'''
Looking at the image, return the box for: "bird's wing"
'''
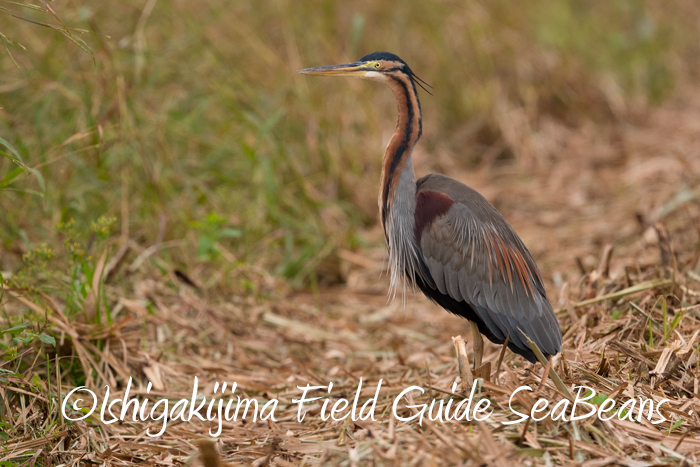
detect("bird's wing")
[416,187,562,357]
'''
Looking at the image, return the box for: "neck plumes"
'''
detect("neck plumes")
[378,72,423,297]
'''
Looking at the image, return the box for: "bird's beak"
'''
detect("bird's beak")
[298,61,372,77]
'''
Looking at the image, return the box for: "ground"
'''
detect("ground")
[3,81,700,465]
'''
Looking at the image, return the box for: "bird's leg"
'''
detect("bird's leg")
[470,321,484,370]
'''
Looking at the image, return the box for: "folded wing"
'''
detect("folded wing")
[415,174,562,360]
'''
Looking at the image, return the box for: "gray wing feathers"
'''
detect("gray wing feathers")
[420,203,562,356]
[426,257,447,295]
[445,265,463,301]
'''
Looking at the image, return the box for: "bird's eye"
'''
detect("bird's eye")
[374,62,381,69]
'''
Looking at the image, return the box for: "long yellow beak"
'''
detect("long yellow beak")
[298,61,373,77]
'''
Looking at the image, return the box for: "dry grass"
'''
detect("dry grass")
[2,81,700,465]
[3,1,700,465]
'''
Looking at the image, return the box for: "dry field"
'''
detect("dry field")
[4,85,700,465]
[3,1,700,466]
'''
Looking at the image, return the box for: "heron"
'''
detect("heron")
[299,52,562,369]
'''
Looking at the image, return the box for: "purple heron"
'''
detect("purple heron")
[300,52,562,367]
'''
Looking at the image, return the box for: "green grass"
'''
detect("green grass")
[1,0,699,298]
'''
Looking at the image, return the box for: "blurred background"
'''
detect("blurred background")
[2,0,700,298]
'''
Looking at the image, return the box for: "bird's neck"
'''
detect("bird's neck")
[379,74,424,297]
[379,74,422,231]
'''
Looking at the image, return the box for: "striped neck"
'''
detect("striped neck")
[379,72,422,231]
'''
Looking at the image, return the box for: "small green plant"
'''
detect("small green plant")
[191,212,242,261]
[9,215,118,324]
[91,216,117,240]
[582,389,609,406]
[666,419,683,433]
[0,137,45,199]
[0,421,11,442]
[57,216,116,323]
[659,295,685,342]
[0,321,56,352]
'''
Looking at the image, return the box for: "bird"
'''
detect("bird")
[299,51,562,367]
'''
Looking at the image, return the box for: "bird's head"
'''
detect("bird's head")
[299,51,431,93]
